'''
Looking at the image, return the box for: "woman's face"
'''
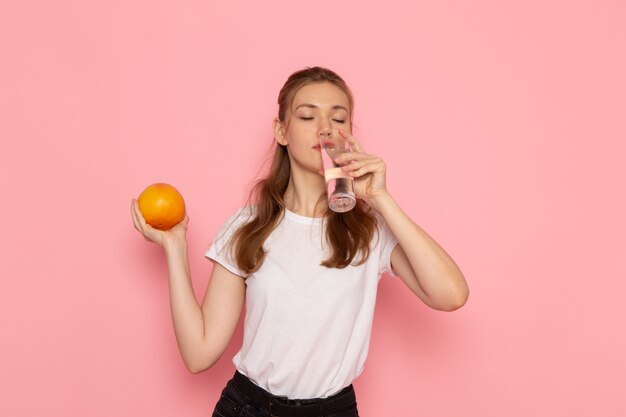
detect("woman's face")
[276,81,352,176]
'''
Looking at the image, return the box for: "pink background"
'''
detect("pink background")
[2,1,625,415]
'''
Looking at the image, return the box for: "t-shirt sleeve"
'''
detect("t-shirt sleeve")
[204,208,251,278]
[377,215,400,277]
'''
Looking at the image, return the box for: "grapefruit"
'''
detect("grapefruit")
[137,183,186,230]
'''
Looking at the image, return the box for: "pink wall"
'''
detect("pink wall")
[2,1,625,415]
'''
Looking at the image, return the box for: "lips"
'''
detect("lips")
[313,141,335,150]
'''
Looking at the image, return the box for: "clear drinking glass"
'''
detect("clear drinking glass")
[320,135,356,212]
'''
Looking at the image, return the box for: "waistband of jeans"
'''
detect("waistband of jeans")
[231,370,356,417]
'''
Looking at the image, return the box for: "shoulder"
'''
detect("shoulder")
[224,206,257,225]
[226,206,255,225]
[214,206,255,238]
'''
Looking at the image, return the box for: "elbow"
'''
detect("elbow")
[184,355,219,375]
[187,363,208,374]
[186,360,215,375]
[440,287,469,312]
[184,341,228,374]
[441,272,470,311]
[426,282,469,312]
[439,297,467,312]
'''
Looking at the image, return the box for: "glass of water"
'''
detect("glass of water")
[320,135,356,212]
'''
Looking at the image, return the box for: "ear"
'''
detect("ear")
[273,118,288,146]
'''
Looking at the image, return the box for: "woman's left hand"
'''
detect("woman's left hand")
[334,128,388,204]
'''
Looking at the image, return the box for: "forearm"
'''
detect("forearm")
[368,191,468,308]
[163,238,206,371]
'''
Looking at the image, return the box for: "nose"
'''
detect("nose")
[318,127,332,138]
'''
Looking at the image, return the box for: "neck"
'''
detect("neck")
[283,170,327,218]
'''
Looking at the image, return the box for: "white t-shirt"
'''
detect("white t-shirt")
[205,207,399,399]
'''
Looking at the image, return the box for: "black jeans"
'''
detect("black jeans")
[212,371,359,417]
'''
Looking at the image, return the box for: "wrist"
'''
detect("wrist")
[163,234,188,253]
[364,190,394,212]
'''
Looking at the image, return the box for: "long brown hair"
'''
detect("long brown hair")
[230,67,377,275]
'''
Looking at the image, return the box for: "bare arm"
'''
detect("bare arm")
[334,129,469,311]
[369,192,469,311]
[163,239,245,373]
[131,200,245,373]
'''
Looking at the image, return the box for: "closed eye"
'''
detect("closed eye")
[299,117,345,123]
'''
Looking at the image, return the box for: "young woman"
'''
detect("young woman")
[131,67,469,417]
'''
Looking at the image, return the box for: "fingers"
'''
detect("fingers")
[181,214,190,227]
[334,151,377,164]
[130,199,152,234]
[130,199,142,232]
[338,128,364,153]
[342,157,386,178]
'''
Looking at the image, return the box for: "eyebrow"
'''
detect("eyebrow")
[294,104,349,112]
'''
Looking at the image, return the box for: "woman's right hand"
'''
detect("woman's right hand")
[130,199,189,248]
